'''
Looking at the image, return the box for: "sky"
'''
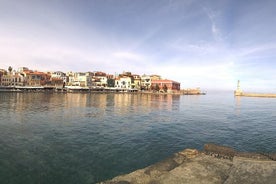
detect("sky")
[0,0,276,91]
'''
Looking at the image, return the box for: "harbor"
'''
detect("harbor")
[1,91,275,183]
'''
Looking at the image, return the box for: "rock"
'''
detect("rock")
[224,157,276,184]
[99,144,276,184]
[178,148,199,159]
[204,143,236,159]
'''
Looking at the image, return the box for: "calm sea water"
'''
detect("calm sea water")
[0,92,276,183]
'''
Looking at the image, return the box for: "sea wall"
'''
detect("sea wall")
[234,91,276,98]
[0,86,206,95]
[99,144,276,184]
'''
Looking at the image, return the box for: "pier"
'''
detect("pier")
[235,92,276,98]
[234,80,276,98]
[180,88,206,95]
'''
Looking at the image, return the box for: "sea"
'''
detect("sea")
[0,91,275,184]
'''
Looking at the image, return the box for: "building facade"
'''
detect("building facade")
[151,79,181,92]
[115,76,132,89]
[141,74,151,90]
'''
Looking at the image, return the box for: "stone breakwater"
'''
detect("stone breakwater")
[99,144,276,184]
[234,91,276,98]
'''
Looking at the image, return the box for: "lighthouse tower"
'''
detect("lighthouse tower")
[234,80,243,96]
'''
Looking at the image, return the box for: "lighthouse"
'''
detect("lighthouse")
[234,80,243,96]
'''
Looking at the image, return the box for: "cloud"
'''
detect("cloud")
[202,6,223,42]
[237,43,276,58]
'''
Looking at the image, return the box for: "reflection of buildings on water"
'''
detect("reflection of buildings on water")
[113,93,181,116]
[64,93,108,118]
[64,93,109,109]
[65,93,89,108]
[113,94,141,116]
[5,93,58,123]
[6,93,182,121]
[10,93,56,112]
[151,94,180,111]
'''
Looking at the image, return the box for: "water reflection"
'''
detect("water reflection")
[0,93,181,120]
[235,96,241,115]
[1,91,276,184]
[113,94,180,116]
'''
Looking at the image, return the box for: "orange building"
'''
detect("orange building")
[23,71,50,86]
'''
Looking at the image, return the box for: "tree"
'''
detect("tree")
[155,84,160,92]
[107,78,115,87]
[8,66,12,74]
[163,84,168,93]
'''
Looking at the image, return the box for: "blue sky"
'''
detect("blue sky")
[0,0,276,91]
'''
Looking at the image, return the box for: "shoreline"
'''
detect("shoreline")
[99,144,276,184]
[0,86,206,95]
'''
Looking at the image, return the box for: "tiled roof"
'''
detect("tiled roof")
[151,79,180,84]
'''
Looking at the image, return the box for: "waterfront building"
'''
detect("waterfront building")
[119,71,132,77]
[92,72,108,87]
[114,76,132,89]
[150,74,162,81]
[151,79,181,93]
[65,72,92,87]
[132,74,141,90]
[1,67,27,86]
[47,78,64,88]
[76,72,92,87]
[106,74,115,87]
[18,67,29,73]
[76,72,89,87]
[0,69,6,85]
[66,71,75,86]
[141,74,151,90]
[23,71,50,86]
[117,71,138,89]
[1,73,25,86]
[51,71,67,83]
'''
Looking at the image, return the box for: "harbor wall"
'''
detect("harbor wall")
[234,91,276,98]
[0,86,206,95]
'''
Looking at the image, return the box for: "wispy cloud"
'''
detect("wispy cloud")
[202,6,223,42]
[237,44,276,58]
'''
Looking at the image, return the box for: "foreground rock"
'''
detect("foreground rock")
[99,144,276,184]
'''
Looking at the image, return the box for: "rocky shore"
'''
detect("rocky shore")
[99,144,276,184]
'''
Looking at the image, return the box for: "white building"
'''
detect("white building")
[66,72,92,87]
[51,71,67,82]
[141,74,151,90]
[115,76,132,89]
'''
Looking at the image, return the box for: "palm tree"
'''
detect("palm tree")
[8,66,12,74]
